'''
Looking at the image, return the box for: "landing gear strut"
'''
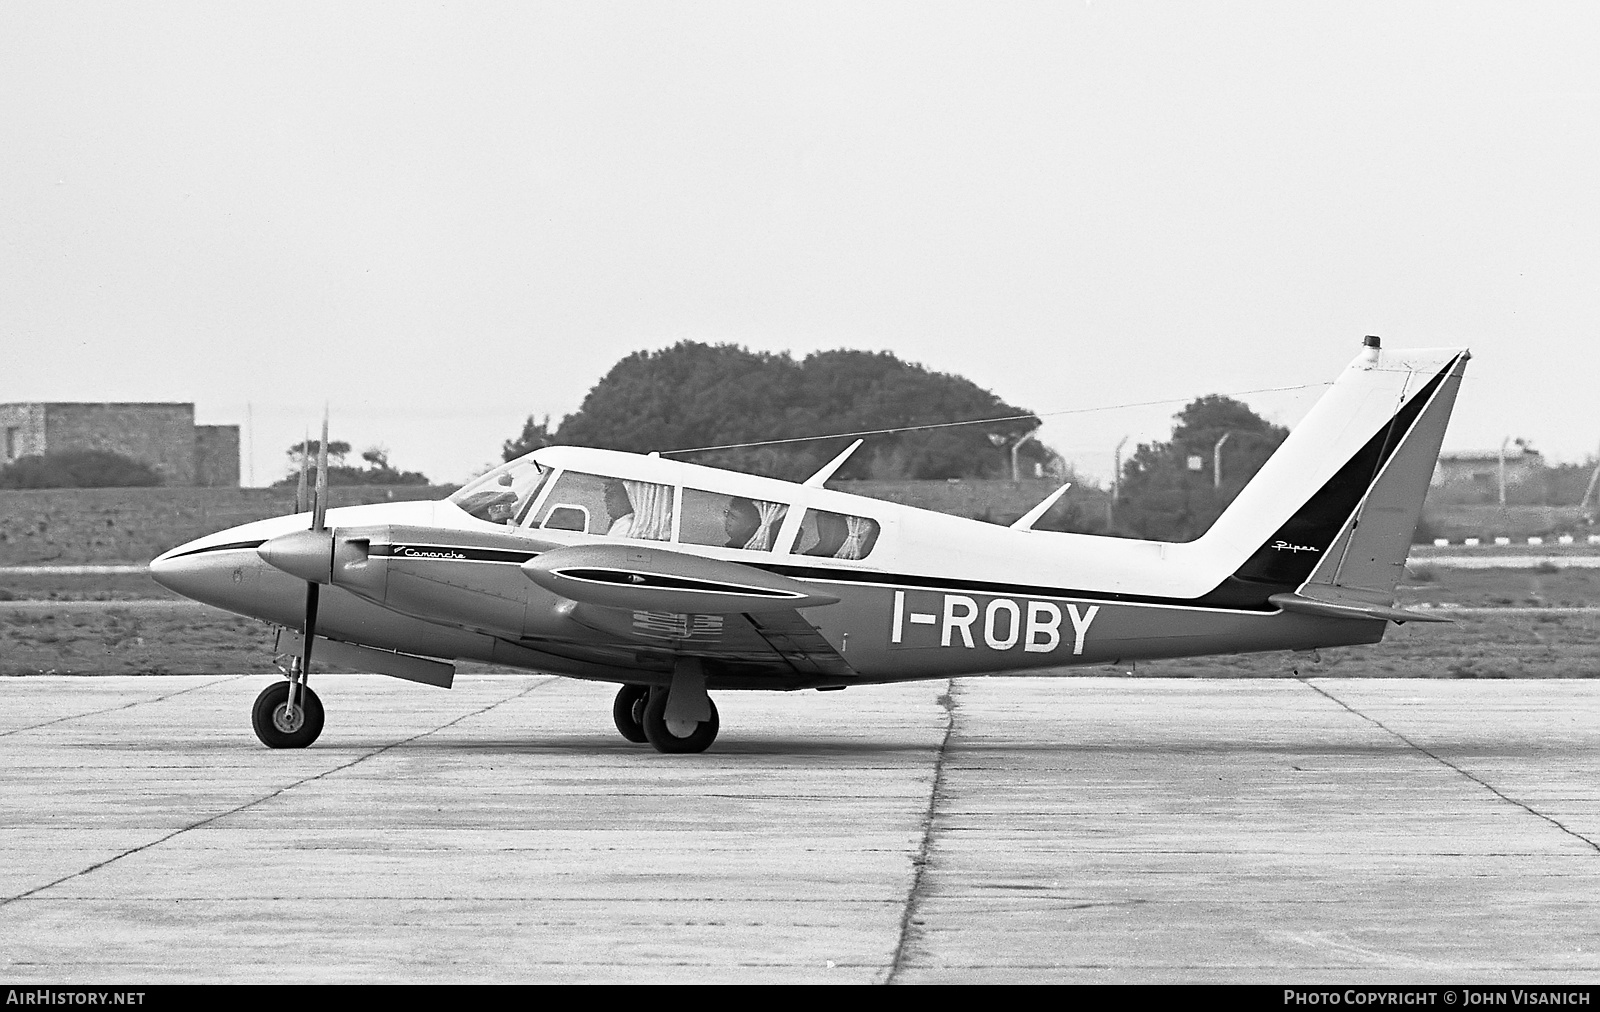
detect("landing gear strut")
[612,661,720,754]
[641,686,719,754]
[252,679,325,748]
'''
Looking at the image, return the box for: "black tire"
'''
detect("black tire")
[641,686,719,754]
[612,684,650,743]
[252,681,325,749]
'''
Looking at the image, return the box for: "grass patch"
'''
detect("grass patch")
[0,606,279,675]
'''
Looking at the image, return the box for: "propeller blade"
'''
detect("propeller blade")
[313,410,330,532]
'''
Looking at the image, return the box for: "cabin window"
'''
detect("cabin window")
[512,467,555,524]
[791,509,880,560]
[535,471,673,540]
[451,459,549,525]
[543,504,589,532]
[679,489,789,551]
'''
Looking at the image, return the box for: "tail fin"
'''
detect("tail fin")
[1192,338,1469,611]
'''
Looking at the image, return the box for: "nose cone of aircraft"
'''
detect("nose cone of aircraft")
[257,528,335,584]
[149,540,265,613]
[148,547,207,599]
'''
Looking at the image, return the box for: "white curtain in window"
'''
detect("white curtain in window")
[745,501,787,551]
[838,516,876,560]
[625,480,673,541]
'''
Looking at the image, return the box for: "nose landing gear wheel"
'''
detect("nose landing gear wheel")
[612,684,650,743]
[252,681,325,749]
[641,687,719,754]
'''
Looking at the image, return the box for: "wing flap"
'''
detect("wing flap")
[743,610,858,677]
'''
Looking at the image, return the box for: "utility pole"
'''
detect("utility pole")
[1213,431,1233,490]
[1499,436,1509,507]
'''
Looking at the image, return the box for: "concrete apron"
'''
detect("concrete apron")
[1,674,1597,983]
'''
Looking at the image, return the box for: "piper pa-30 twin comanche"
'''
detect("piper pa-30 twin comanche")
[150,336,1467,754]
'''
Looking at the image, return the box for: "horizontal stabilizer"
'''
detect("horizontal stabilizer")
[1268,592,1453,625]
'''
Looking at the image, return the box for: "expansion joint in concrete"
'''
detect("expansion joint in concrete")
[0,675,558,910]
[885,677,957,985]
[1300,677,1600,856]
[0,675,242,738]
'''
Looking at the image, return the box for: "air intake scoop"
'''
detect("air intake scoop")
[522,544,839,614]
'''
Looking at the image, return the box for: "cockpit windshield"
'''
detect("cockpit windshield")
[450,457,551,526]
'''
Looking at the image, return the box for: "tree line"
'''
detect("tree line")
[503,342,1047,482]
[274,441,429,487]
[502,340,1295,540]
[0,450,164,489]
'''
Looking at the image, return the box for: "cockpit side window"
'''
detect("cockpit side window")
[535,471,674,540]
[679,489,789,551]
[790,509,880,560]
[512,467,555,526]
[451,459,549,526]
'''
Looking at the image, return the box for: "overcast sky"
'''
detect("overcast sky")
[4,2,1596,486]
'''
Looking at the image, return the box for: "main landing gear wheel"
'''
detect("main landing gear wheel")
[612,684,650,744]
[641,687,719,754]
[252,681,325,749]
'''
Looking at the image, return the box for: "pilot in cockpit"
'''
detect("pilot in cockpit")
[458,473,518,524]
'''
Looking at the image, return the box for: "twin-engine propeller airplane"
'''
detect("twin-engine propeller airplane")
[151,336,1467,754]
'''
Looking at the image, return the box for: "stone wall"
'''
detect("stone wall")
[0,486,451,565]
[194,425,241,487]
[0,404,47,462]
[45,403,196,485]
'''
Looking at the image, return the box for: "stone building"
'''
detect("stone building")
[0,402,239,486]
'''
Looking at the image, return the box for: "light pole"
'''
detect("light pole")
[990,430,1037,482]
[1108,436,1128,530]
[1582,438,1600,523]
[1213,431,1233,490]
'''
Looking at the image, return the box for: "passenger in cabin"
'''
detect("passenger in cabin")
[804,512,849,557]
[724,497,761,549]
[603,480,635,537]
